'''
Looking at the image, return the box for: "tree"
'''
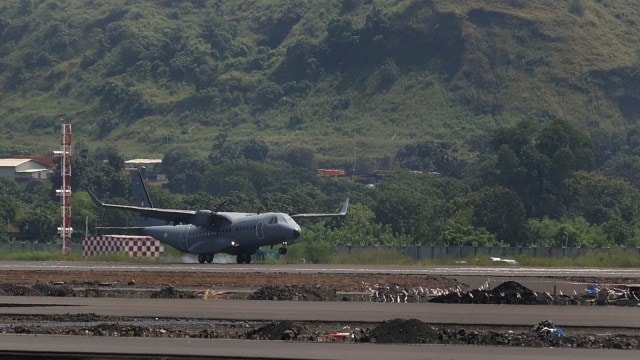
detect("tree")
[243,139,269,162]
[467,187,528,246]
[565,171,640,225]
[371,172,451,244]
[395,140,466,178]
[527,216,609,247]
[488,120,595,218]
[281,147,316,170]
[208,132,241,165]
[0,195,19,224]
[19,203,58,242]
[440,221,497,246]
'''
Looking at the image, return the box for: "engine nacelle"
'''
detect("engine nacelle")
[190,210,213,227]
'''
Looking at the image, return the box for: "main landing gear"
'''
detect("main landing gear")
[236,253,252,264]
[197,253,214,264]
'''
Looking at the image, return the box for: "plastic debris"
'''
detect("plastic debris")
[534,320,564,338]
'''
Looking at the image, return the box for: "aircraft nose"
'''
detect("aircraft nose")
[293,229,301,238]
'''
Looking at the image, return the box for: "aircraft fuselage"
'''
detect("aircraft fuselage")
[142,211,301,258]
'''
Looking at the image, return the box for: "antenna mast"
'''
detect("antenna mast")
[54,124,73,254]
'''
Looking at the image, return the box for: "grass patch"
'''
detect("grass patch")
[0,249,174,263]
[516,249,640,267]
[418,248,640,267]
[330,248,415,265]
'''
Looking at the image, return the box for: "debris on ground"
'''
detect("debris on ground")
[1,314,639,349]
[490,257,517,264]
[151,286,196,299]
[534,320,565,338]
[368,318,439,343]
[0,282,74,297]
[429,281,580,305]
[248,285,336,301]
[246,320,300,340]
[583,283,640,306]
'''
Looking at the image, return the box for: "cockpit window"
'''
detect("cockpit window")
[283,214,294,223]
[277,214,287,223]
[269,216,277,224]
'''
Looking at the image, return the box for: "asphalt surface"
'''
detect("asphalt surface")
[1,296,639,328]
[1,261,639,359]
[1,335,639,360]
[1,261,640,278]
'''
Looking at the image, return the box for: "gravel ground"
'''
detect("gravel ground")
[0,314,638,350]
[0,269,639,349]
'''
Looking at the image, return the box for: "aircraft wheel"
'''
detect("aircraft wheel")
[278,247,288,255]
[205,253,214,263]
[197,254,205,264]
[236,253,252,264]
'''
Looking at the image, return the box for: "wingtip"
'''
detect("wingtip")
[339,197,350,215]
[88,191,104,206]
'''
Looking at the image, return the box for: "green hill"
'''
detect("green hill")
[1,0,639,164]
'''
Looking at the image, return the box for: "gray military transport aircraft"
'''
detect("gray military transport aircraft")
[90,169,349,264]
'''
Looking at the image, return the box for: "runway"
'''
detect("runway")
[1,296,639,328]
[0,261,639,358]
[1,261,640,278]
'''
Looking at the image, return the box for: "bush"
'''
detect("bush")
[568,1,585,16]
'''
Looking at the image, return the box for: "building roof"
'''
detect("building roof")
[125,159,162,165]
[0,159,31,167]
[0,156,56,168]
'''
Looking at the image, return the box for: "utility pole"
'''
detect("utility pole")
[54,124,73,255]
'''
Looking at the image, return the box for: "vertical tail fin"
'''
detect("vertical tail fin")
[130,169,167,227]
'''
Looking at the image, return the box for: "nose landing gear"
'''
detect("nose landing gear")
[236,253,252,264]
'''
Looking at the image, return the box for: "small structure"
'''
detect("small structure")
[0,158,53,182]
[319,168,345,177]
[83,235,165,258]
[125,158,162,166]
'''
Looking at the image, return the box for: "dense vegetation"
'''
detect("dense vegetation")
[2,0,640,261]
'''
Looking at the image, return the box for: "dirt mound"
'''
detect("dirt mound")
[0,282,74,297]
[248,285,336,301]
[364,319,640,349]
[151,286,196,299]
[246,321,300,340]
[368,318,438,343]
[429,281,578,305]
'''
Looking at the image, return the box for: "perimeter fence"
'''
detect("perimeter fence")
[336,245,640,260]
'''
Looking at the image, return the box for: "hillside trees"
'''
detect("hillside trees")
[465,187,528,246]
[488,119,594,218]
[395,140,466,178]
[369,172,452,244]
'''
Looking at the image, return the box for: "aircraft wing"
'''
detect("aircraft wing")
[290,198,349,219]
[89,192,232,227]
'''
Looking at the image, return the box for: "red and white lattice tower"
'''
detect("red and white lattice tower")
[54,124,73,254]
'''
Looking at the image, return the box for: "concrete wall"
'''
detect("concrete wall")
[336,245,640,260]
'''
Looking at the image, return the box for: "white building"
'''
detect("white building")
[0,158,53,182]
